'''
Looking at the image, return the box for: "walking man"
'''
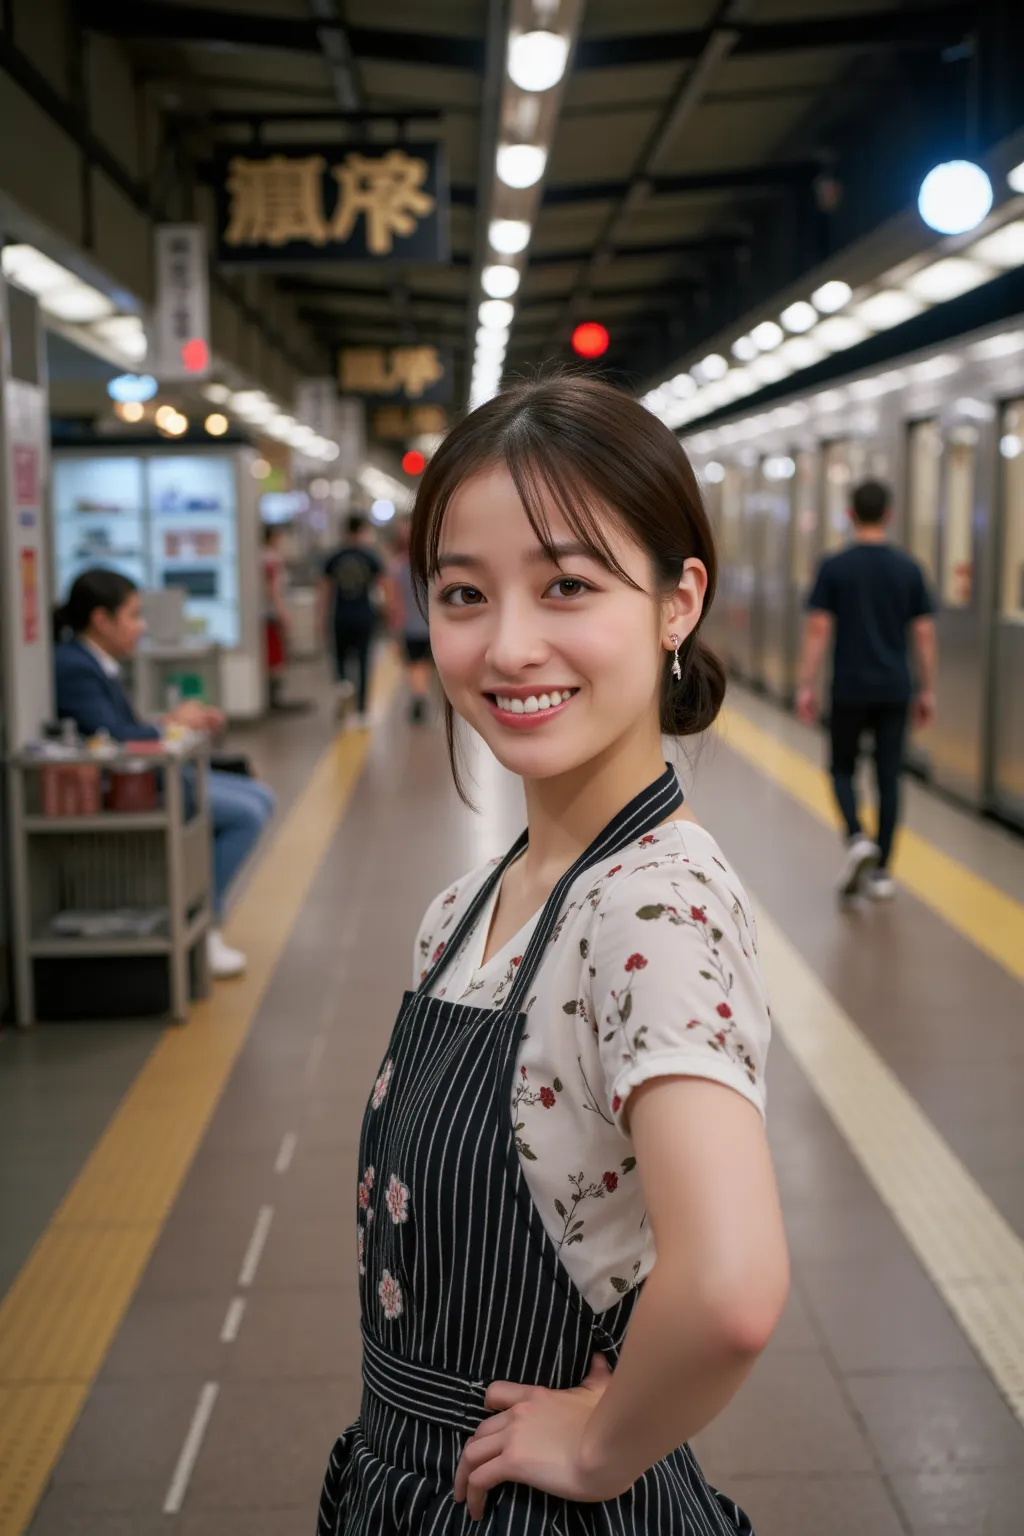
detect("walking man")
[796,479,937,900]
[319,514,386,728]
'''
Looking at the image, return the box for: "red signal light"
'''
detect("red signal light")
[402,450,426,476]
[571,322,609,359]
[181,338,209,373]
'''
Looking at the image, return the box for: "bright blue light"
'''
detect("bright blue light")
[107,373,158,403]
[917,161,993,235]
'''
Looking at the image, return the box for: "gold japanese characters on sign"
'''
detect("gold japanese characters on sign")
[340,347,447,401]
[224,149,436,257]
[372,405,449,440]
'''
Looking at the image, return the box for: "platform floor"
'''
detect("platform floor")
[2,654,1023,1536]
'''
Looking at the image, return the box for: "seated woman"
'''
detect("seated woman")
[53,568,276,980]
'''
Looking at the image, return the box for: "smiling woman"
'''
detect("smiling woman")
[316,376,786,1536]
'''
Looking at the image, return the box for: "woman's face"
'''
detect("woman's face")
[429,464,704,783]
[93,592,146,659]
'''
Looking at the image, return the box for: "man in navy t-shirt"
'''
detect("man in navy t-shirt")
[796,479,936,901]
[319,515,386,728]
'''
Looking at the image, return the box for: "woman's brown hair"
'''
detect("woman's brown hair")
[409,375,726,803]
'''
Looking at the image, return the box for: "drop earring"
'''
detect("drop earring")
[670,635,682,681]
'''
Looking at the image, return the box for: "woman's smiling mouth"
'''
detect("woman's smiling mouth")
[484,689,579,727]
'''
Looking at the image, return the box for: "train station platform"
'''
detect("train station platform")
[2,653,1023,1536]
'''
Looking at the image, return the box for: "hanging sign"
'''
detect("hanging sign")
[339,345,451,403]
[372,403,449,440]
[152,225,211,380]
[214,143,449,265]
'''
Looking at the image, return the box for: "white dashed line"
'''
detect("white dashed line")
[163,1381,220,1513]
[219,1296,247,1343]
[274,1131,298,1174]
[237,1205,274,1287]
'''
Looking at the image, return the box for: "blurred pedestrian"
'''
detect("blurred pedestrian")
[388,519,432,723]
[318,514,386,729]
[796,478,937,900]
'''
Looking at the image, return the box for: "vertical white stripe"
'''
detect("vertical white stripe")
[238,1204,274,1286]
[162,1381,219,1513]
[219,1296,246,1342]
[274,1131,298,1174]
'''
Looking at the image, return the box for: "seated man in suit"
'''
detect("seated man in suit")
[54,568,276,979]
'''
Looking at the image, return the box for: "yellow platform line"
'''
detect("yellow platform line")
[718,706,1024,986]
[756,898,1024,1428]
[0,654,397,1536]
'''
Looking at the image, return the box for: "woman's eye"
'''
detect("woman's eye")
[547,576,591,599]
[440,585,484,607]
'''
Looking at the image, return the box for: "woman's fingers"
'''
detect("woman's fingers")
[466,1448,511,1521]
[484,1379,536,1411]
[454,1428,505,1504]
[582,1351,612,1385]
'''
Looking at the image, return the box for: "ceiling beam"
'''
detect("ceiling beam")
[541,161,817,206]
[78,1,973,67]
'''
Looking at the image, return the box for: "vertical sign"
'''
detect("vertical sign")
[20,548,38,643]
[153,224,211,381]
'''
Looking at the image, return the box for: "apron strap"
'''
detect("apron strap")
[416,827,529,995]
[503,763,682,1016]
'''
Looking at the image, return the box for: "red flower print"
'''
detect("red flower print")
[690,905,708,923]
[607,865,622,876]
[715,1030,727,1045]
[639,835,656,847]
[385,1174,410,1225]
[716,1002,732,1019]
[371,1060,393,1110]
[358,1182,370,1210]
[378,1269,404,1321]
[431,941,446,963]
[521,1065,528,1078]
[611,1094,622,1113]
[512,955,522,966]
[539,1086,556,1109]
[602,1171,619,1193]
[624,953,648,972]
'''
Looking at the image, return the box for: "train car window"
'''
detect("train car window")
[943,428,976,608]
[822,441,866,550]
[906,420,942,582]
[792,450,819,588]
[1000,402,1024,622]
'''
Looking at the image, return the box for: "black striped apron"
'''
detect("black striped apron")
[317,764,754,1535]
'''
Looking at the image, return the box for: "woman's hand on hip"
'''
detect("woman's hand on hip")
[453,1353,618,1521]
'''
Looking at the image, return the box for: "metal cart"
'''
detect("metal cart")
[6,737,213,1027]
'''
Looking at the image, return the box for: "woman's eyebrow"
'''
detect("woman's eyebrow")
[434,541,597,574]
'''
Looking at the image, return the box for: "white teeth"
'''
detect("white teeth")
[495,690,575,713]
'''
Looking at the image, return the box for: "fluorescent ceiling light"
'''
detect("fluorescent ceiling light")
[92,315,148,361]
[702,461,725,484]
[699,352,728,380]
[749,352,793,384]
[910,353,960,382]
[479,298,515,329]
[763,455,796,481]
[917,159,993,235]
[41,281,114,323]
[780,301,817,334]
[0,245,114,322]
[1009,161,1024,195]
[970,329,1024,360]
[751,320,783,351]
[731,335,758,362]
[496,143,547,189]
[507,30,570,92]
[489,219,531,255]
[1000,433,1022,458]
[475,325,509,352]
[813,389,847,413]
[777,336,826,370]
[968,219,1024,269]
[668,373,697,398]
[481,264,520,299]
[727,368,760,398]
[849,370,906,400]
[811,279,852,314]
[203,382,231,404]
[813,315,871,352]
[854,289,925,330]
[904,257,993,303]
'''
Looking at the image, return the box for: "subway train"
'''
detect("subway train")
[681,318,1024,832]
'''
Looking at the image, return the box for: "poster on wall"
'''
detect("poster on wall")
[213,142,449,265]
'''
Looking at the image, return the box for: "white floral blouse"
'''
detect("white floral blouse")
[413,819,772,1313]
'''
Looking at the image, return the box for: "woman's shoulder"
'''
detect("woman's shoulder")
[570,820,751,913]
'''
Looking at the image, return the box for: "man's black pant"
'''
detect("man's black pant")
[829,700,909,869]
[332,622,374,713]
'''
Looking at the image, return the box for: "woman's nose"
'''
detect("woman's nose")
[484,600,550,676]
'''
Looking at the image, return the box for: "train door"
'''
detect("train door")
[785,449,822,704]
[758,455,795,702]
[821,439,867,551]
[717,463,749,678]
[903,419,943,774]
[990,403,1024,826]
[928,414,996,807]
[701,471,727,663]
[736,462,763,683]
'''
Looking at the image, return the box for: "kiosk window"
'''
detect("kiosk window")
[906,420,942,581]
[1000,402,1024,622]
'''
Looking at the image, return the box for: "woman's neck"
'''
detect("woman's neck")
[519,724,668,887]
[81,629,116,663]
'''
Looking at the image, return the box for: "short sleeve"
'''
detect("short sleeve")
[909,563,934,619]
[806,558,836,613]
[585,863,771,1129]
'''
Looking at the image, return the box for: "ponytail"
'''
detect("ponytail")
[54,568,139,642]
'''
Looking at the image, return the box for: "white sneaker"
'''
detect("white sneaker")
[837,835,880,898]
[866,870,896,901]
[208,929,247,979]
[333,680,355,720]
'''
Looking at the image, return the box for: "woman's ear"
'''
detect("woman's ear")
[663,558,708,645]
